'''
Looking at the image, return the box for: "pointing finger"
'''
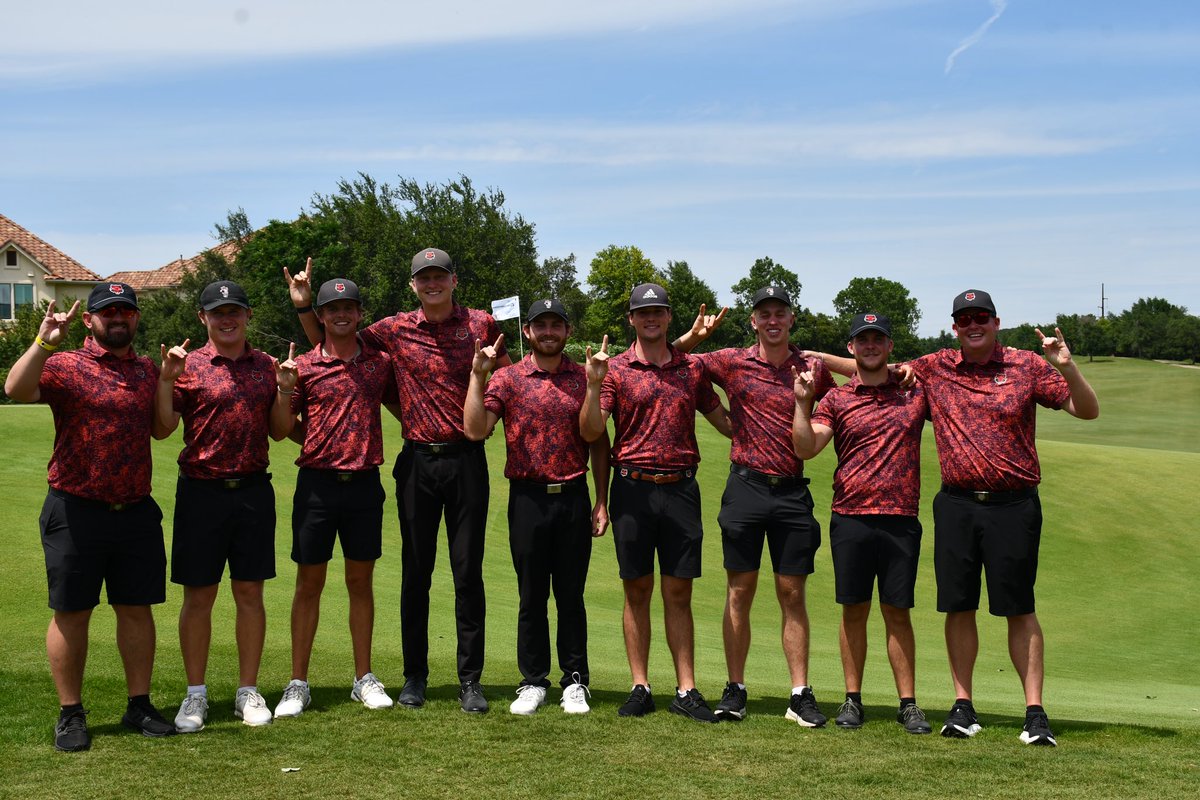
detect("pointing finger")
[493,333,505,351]
[600,334,609,354]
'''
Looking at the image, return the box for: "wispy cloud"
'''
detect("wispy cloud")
[945,0,1007,74]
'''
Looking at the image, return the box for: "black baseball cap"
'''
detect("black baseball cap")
[411,247,454,276]
[751,286,792,308]
[526,298,569,323]
[848,312,892,339]
[199,280,251,311]
[316,278,362,307]
[87,282,138,311]
[951,289,996,316]
[629,282,670,311]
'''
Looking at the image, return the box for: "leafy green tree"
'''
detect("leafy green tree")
[916,329,956,354]
[1111,297,1190,359]
[792,309,845,355]
[1,299,88,399]
[999,323,1041,351]
[583,245,662,345]
[832,277,923,360]
[662,260,719,347]
[541,254,589,335]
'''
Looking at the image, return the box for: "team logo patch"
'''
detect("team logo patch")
[964,291,976,302]
[252,371,264,382]
[424,250,436,260]
[642,288,658,299]
[994,374,1007,385]
[767,287,775,295]
[335,282,345,293]
[365,362,376,374]
[220,285,230,298]
[543,300,552,308]
[619,468,629,477]
[109,284,125,295]
[564,378,580,392]
[135,368,146,379]
[456,327,468,340]
[864,314,877,323]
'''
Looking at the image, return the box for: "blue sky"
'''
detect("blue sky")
[3,0,1197,335]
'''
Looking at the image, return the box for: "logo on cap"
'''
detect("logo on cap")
[424,250,436,260]
[864,314,877,323]
[767,288,775,296]
[544,300,552,308]
[964,292,976,302]
[220,285,230,298]
[335,282,346,293]
[642,288,658,299]
[109,284,124,295]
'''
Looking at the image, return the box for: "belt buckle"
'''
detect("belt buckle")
[337,473,353,483]
[110,502,126,512]
[768,476,781,487]
[547,483,563,494]
[223,478,240,490]
[428,443,446,454]
[973,490,990,502]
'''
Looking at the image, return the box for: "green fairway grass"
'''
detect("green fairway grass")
[1,358,1197,799]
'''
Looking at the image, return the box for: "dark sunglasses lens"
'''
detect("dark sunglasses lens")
[955,311,990,326]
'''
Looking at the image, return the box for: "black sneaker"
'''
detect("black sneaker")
[898,703,932,735]
[459,681,489,714]
[785,687,826,728]
[669,688,719,724]
[54,708,90,752]
[122,701,176,737]
[617,684,656,717]
[398,676,427,708]
[834,698,864,729]
[1019,711,1057,747]
[940,702,982,738]
[714,682,747,721]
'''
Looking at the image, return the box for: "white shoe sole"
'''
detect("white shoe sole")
[785,709,824,728]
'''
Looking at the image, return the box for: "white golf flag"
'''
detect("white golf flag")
[491,295,521,321]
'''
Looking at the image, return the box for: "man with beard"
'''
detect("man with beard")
[581,283,732,723]
[672,288,837,728]
[5,283,176,751]
[463,299,610,715]
[288,250,509,713]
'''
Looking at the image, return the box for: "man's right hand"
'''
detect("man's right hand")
[585,335,610,385]
[159,339,191,383]
[38,299,80,347]
[791,365,815,405]
[472,334,505,376]
[283,257,314,307]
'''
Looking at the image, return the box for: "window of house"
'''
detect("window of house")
[1,284,34,320]
[4,250,17,267]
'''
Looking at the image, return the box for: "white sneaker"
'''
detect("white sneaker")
[510,685,547,716]
[351,672,394,710]
[561,677,592,715]
[235,689,273,726]
[275,679,311,718]
[175,692,208,733]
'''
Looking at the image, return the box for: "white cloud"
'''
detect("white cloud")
[945,0,1007,74]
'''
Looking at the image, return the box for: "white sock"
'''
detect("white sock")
[186,684,206,697]
[792,685,809,696]
[237,685,258,696]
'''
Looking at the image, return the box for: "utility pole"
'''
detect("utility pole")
[1099,283,1107,319]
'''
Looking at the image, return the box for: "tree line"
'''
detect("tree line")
[2,173,1198,387]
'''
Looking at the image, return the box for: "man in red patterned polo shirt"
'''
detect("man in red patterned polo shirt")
[6,283,176,751]
[674,286,837,728]
[812,289,1099,747]
[581,283,732,723]
[464,298,610,716]
[791,312,933,735]
[157,280,296,732]
[270,278,399,719]
[288,249,510,713]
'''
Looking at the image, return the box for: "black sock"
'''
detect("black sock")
[955,698,974,710]
[127,694,151,709]
[899,697,916,711]
[60,703,84,717]
[1026,704,1045,716]
[846,692,862,704]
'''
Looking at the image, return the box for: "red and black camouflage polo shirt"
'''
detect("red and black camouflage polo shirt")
[911,344,1070,491]
[600,344,721,470]
[291,340,397,471]
[38,336,158,503]
[811,375,928,516]
[484,354,589,483]
[360,304,505,444]
[172,341,276,479]
[700,344,836,477]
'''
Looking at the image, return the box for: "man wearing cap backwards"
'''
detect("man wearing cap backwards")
[463,298,611,716]
[791,312,933,735]
[812,289,1099,747]
[672,286,837,728]
[270,278,399,719]
[287,249,509,713]
[5,283,176,751]
[156,280,298,731]
[580,282,732,723]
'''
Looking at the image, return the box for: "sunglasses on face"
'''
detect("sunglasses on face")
[954,310,992,327]
[96,306,138,319]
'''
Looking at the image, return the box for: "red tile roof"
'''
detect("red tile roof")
[0,213,104,282]
[103,239,242,290]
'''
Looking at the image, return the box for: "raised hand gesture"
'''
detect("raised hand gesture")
[585,335,610,385]
[791,365,816,405]
[1036,326,1074,369]
[473,333,505,376]
[283,257,314,307]
[38,299,80,348]
[688,303,728,342]
[159,338,191,383]
[273,342,299,393]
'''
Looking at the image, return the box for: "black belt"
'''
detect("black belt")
[731,464,809,488]
[511,476,588,495]
[615,465,695,485]
[405,439,483,456]
[941,484,1038,503]
[300,466,380,483]
[181,471,271,490]
[49,487,147,512]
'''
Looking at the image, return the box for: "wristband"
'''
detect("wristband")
[34,336,58,352]
[295,305,313,315]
